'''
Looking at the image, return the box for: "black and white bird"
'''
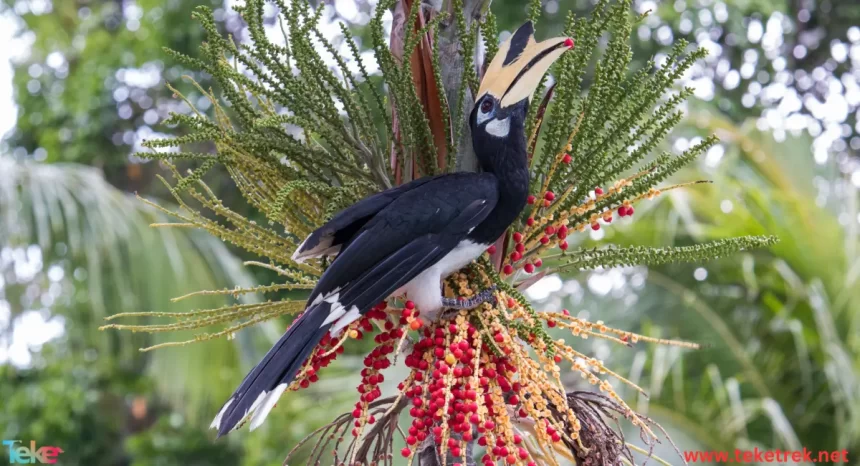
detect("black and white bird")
[211,22,572,436]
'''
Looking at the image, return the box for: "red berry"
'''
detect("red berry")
[526,217,535,226]
[515,242,525,253]
[559,241,569,250]
[544,191,555,201]
[547,320,556,328]
[405,300,415,310]
[595,187,604,195]
[564,37,574,48]
[513,232,523,242]
[562,153,572,164]
[534,258,542,267]
[591,223,600,231]
[524,263,535,273]
[510,251,522,262]
[527,195,536,204]
[539,236,549,244]
[543,199,551,207]
[554,354,562,363]
[627,206,635,216]
[545,225,555,235]
[402,447,412,457]
[503,264,513,275]
[487,245,496,254]
[494,333,504,343]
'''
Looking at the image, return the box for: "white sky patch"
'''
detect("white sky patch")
[1,246,67,368]
[0,310,66,367]
[705,144,724,167]
[0,12,26,140]
[850,170,860,187]
[117,62,162,89]
[525,275,563,301]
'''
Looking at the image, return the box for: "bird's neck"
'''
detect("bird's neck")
[478,112,529,195]
[471,119,530,242]
[482,138,529,203]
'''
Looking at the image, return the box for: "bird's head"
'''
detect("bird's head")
[470,22,572,169]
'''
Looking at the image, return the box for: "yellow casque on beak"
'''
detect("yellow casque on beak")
[477,21,573,108]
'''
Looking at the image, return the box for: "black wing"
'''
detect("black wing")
[322,197,497,318]
[307,172,498,304]
[291,176,437,263]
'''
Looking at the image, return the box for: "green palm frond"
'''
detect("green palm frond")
[0,156,271,419]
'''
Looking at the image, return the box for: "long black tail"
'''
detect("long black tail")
[211,302,332,437]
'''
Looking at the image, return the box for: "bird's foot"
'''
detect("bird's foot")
[441,286,497,310]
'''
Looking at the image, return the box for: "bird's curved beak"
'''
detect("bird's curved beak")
[477,21,574,108]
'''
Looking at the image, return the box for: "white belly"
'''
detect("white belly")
[398,240,487,319]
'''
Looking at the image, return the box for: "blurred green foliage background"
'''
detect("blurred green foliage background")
[1,0,859,464]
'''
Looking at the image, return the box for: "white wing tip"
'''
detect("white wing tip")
[212,384,289,433]
[291,235,312,263]
[330,305,361,336]
[249,384,289,431]
[291,235,340,264]
[210,397,235,430]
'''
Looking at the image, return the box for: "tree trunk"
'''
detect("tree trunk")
[435,0,491,173]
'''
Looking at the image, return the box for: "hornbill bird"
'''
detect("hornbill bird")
[211,22,573,436]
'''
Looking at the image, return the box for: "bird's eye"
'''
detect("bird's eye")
[480,99,494,113]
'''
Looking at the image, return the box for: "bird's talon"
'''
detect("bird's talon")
[442,286,497,310]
